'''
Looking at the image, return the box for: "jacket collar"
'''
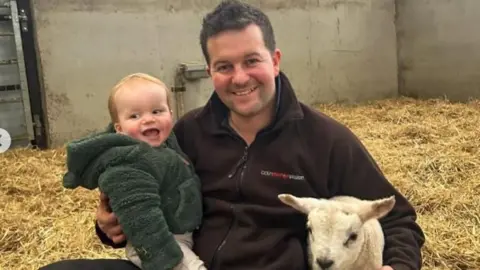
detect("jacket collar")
[196,71,304,135]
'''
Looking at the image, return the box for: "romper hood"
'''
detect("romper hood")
[63,131,141,190]
[63,124,181,190]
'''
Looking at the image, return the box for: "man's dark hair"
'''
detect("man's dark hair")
[199,0,276,65]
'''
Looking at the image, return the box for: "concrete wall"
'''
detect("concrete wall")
[396,0,480,101]
[31,0,398,147]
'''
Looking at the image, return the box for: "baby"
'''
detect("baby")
[62,73,207,270]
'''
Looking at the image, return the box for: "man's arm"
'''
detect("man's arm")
[98,166,183,270]
[329,127,425,270]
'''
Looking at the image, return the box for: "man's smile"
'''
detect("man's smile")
[232,85,258,96]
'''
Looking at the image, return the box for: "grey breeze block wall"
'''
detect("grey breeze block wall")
[396,0,480,101]
[31,0,398,147]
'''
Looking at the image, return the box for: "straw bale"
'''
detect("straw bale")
[0,97,478,270]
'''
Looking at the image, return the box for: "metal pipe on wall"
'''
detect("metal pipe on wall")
[172,63,209,120]
[173,67,186,120]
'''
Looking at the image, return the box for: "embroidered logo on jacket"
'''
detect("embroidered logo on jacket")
[261,170,305,181]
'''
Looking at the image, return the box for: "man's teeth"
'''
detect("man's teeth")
[234,87,256,96]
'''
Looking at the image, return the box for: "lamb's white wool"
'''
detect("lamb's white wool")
[278,194,395,270]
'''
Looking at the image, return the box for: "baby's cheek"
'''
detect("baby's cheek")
[124,127,142,138]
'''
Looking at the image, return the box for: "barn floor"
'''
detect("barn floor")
[1,97,479,270]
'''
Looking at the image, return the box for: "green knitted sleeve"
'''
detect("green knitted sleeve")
[98,166,183,270]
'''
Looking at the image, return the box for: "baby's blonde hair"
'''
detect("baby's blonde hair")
[108,72,173,123]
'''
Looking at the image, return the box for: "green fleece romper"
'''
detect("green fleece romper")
[62,128,203,270]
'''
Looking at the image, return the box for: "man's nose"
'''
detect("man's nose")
[316,258,334,269]
[232,67,249,86]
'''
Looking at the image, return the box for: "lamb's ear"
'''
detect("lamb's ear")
[358,196,396,223]
[278,194,323,214]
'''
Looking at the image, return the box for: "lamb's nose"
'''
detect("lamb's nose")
[316,258,334,269]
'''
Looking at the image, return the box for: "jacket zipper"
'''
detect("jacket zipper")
[209,204,235,268]
[227,146,248,179]
[229,146,248,198]
[209,145,249,268]
[238,148,248,199]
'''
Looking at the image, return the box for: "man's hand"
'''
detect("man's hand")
[96,192,126,244]
[379,266,394,270]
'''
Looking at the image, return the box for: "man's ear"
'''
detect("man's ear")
[206,65,211,77]
[272,48,282,76]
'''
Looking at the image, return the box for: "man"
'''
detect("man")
[41,1,424,269]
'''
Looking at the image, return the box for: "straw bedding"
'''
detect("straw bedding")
[1,97,478,270]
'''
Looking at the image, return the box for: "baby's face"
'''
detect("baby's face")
[113,78,173,147]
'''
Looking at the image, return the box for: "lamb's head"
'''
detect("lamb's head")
[278,194,395,270]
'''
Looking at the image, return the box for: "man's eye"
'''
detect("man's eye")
[215,65,230,72]
[246,58,259,65]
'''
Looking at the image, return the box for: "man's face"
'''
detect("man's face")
[206,24,281,118]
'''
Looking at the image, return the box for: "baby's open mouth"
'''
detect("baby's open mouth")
[142,128,160,137]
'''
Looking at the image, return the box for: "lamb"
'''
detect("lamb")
[278,193,396,270]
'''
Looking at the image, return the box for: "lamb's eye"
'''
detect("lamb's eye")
[344,232,358,247]
[349,233,358,242]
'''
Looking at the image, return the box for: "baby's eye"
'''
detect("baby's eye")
[153,109,166,114]
[129,114,139,119]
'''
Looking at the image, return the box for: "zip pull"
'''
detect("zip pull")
[228,146,249,178]
[242,146,248,169]
[241,146,248,162]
